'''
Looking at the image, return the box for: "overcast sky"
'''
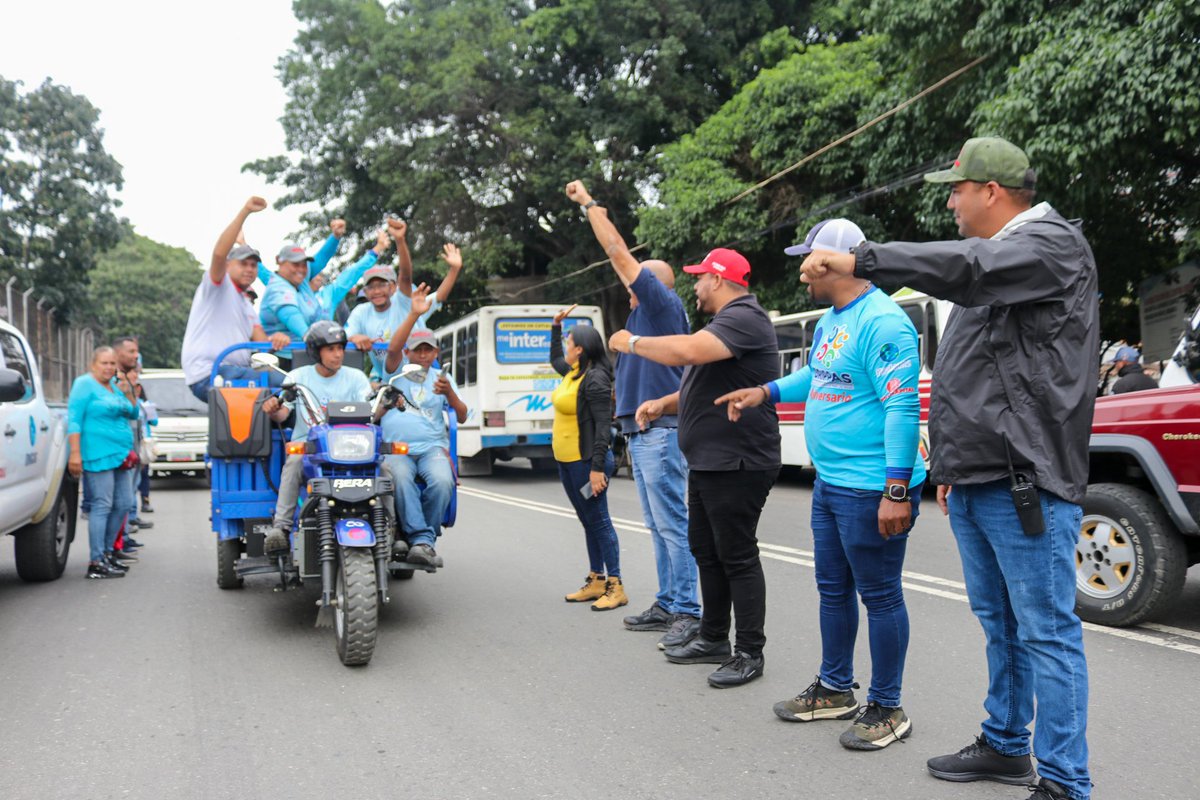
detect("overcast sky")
[1,0,319,265]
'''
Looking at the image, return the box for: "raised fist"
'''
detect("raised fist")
[565,181,592,206]
[386,218,407,239]
[330,218,346,238]
[245,196,268,213]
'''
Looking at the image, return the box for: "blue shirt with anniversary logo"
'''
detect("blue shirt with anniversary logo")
[769,287,926,491]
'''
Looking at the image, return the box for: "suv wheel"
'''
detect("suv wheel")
[1075,482,1186,627]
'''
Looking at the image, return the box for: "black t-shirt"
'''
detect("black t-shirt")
[678,294,781,471]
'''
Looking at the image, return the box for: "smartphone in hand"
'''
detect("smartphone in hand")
[579,482,594,499]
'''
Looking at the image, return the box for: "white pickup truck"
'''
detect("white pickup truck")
[0,318,77,580]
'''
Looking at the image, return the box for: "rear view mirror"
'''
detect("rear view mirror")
[251,352,280,371]
[400,363,427,383]
[0,367,28,403]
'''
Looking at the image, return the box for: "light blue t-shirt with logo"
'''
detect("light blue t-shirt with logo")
[768,287,926,491]
[380,367,455,457]
[344,296,442,380]
[283,364,373,441]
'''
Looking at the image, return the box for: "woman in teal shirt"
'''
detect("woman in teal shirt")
[67,346,138,579]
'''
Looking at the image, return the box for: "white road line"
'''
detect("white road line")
[458,485,1200,656]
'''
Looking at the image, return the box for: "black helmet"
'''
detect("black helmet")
[304,320,348,362]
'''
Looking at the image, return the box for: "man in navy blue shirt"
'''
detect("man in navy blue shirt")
[566,180,700,650]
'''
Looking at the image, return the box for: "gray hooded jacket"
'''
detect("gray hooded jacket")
[855,204,1099,504]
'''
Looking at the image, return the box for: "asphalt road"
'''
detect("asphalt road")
[2,463,1198,800]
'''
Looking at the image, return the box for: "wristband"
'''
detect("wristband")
[582,200,599,211]
[759,385,770,402]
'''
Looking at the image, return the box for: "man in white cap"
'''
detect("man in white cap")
[715,218,925,751]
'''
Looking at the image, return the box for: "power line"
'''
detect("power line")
[724,56,988,204]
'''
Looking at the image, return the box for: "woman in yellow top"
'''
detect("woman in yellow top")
[550,304,626,611]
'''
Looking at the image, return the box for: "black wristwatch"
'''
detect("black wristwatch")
[883,484,910,503]
[582,200,599,212]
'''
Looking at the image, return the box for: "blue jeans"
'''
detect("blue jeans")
[811,478,921,707]
[629,428,698,616]
[558,452,620,577]
[949,480,1090,800]
[189,364,283,402]
[83,468,135,562]
[385,449,454,548]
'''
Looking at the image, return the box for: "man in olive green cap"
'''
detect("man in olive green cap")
[798,135,1097,800]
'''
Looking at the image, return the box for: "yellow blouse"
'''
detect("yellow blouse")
[551,367,585,462]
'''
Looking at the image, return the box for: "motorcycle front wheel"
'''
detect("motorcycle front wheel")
[334,546,379,666]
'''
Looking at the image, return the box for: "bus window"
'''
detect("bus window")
[803,318,820,366]
[775,323,806,377]
[456,322,478,386]
[924,301,940,370]
[438,333,454,369]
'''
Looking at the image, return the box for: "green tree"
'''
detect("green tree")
[89,229,202,369]
[0,77,124,319]
[250,0,815,330]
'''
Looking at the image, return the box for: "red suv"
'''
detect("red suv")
[1078,321,1200,626]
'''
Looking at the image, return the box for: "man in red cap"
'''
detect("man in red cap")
[609,247,781,688]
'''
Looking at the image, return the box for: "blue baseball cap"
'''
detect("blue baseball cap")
[1115,346,1141,363]
[785,218,866,257]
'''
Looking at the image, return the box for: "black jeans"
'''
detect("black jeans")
[688,466,779,657]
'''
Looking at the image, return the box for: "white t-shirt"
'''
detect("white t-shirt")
[180,275,261,385]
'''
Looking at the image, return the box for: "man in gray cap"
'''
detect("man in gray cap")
[800,137,1097,800]
[181,197,291,402]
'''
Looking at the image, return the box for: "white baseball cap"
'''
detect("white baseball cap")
[784,218,866,256]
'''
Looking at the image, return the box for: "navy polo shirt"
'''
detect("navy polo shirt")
[614,268,691,433]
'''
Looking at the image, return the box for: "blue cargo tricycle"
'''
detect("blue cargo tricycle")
[205,342,457,666]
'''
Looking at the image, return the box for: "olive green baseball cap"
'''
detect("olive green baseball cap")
[924,137,1036,189]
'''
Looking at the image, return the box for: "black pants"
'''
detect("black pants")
[688,467,779,657]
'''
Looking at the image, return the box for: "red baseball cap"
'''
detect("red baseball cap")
[682,248,751,287]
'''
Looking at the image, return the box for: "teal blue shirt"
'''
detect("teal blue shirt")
[259,237,379,339]
[769,287,926,491]
[67,375,137,472]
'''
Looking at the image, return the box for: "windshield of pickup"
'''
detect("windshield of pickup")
[142,375,208,417]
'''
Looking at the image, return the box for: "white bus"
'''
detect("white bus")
[434,304,606,475]
[771,290,952,469]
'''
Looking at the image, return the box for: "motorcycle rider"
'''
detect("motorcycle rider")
[260,321,373,553]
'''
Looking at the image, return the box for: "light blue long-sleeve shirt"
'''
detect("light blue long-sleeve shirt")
[67,375,138,472]
[768,287,926,491]
[260,240,379,340]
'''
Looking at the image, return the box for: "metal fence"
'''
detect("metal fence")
[1,277,96,403]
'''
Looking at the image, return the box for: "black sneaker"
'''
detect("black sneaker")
[1028,778,1070,799]
[623,603,672,631]
[124,537,144,548]
[773,676,859,722]
[87,562,125,579]
[664,635,731,665]
[839,702,912,750]
[131,518,154,529]
[112,549,138,563]
[658,614,701,650]
[927,736,1037,784]
[104,556,129,574]
[707,651,764,688]
[408,543,438,566]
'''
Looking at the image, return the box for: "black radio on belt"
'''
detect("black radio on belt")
[1004,436,1045,536]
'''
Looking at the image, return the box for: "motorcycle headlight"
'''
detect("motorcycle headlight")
[328,429,376,462]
